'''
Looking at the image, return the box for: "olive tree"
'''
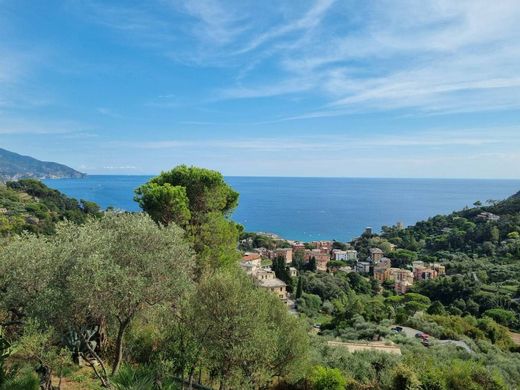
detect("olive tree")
[53,213,195,377]
[167,270,309,389]
[0,213,195,387]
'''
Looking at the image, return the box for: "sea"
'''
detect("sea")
[44,176,520,242]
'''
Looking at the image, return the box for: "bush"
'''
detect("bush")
[483,308,516,327]
[309,366,346,390]
[297,293,322,317]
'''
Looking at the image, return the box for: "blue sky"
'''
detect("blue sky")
[1,0,519,178]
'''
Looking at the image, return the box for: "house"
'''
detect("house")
[316,257,329,272]
[369,248,384,263]
[373,259,392,282]
[311,241,333,251]
[373,264,414,294]
[477,212,500,222]
[332,249,348,261]
[356,261,371,274]
[412,261,445,281]
[374,267,390,282]
[393,269,414,294]
[253,268,287,302]
[242,252,262,268]
[304,249,330,270]
[291,242,306,252]
[289,267,298,277]
[269,248,293,264]
[259,278,287,301]
[379,257,392,268]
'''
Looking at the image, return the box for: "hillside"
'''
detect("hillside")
[342,189,520,330]
[380,190,520,257]
[0,148,85,182]
[0,179,100,235]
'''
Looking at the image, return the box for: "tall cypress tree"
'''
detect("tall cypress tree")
[295,276,303,299]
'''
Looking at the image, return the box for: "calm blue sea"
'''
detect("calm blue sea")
[44,176,520,242]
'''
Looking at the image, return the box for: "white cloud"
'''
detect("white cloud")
[234,0,335,54]
[219,0,520,115]
[126,126,519,152]
[0,118,87,135]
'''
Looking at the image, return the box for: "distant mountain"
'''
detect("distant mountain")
[0,148,85,182]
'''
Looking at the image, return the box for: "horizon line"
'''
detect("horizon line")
[64,173,520,181]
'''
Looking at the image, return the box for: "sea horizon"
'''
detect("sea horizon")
[71,174,520,181]
[45,175,520,242]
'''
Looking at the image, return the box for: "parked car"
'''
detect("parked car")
[391,326,403,333]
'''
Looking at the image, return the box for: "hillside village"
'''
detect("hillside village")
[240,232,446,304]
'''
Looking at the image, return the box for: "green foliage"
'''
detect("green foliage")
[111,364,154,390]
[272,256,293,291]
[427,301,446,315]
[390,364,421,390]
[0,366,39,390]
[135,165,238,223]
[9,320,72,389]
[0,179,100,236]
[0,213,194,386]
[167,269,309,388]
[0,328,10,386]
[296,276,303,299]
[239,231,290,250]
[444,360,507,390]
[297,293,322,317]
[134,182,191,227]
[484,308,516,327]
[309,365,346,390]
[135,166,241,273]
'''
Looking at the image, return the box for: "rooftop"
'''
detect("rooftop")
[258,278,287,288]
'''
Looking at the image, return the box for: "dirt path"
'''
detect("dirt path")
[509,331,520,345]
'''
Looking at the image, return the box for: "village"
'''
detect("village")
[240,230,445,304]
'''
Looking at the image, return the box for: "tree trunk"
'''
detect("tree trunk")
[188,368,195,390]
[111,318,130,375]
[79,328,110,388]
[36,364,52,390]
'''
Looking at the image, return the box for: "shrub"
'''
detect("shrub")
[309,366,346,390]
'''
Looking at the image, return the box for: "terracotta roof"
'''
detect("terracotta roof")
[242,253,261,261]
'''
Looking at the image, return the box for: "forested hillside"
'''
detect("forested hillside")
[381,191,520,257]
[0,179,100,235]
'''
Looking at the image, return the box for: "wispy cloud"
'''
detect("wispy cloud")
[0,118,88,135]
[234,0,335,54]
[124,126,519,152]
[219,0,520,116]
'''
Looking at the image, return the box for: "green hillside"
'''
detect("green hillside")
[0,179,100,235]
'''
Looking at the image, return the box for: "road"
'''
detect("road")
[391,325,474,354]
